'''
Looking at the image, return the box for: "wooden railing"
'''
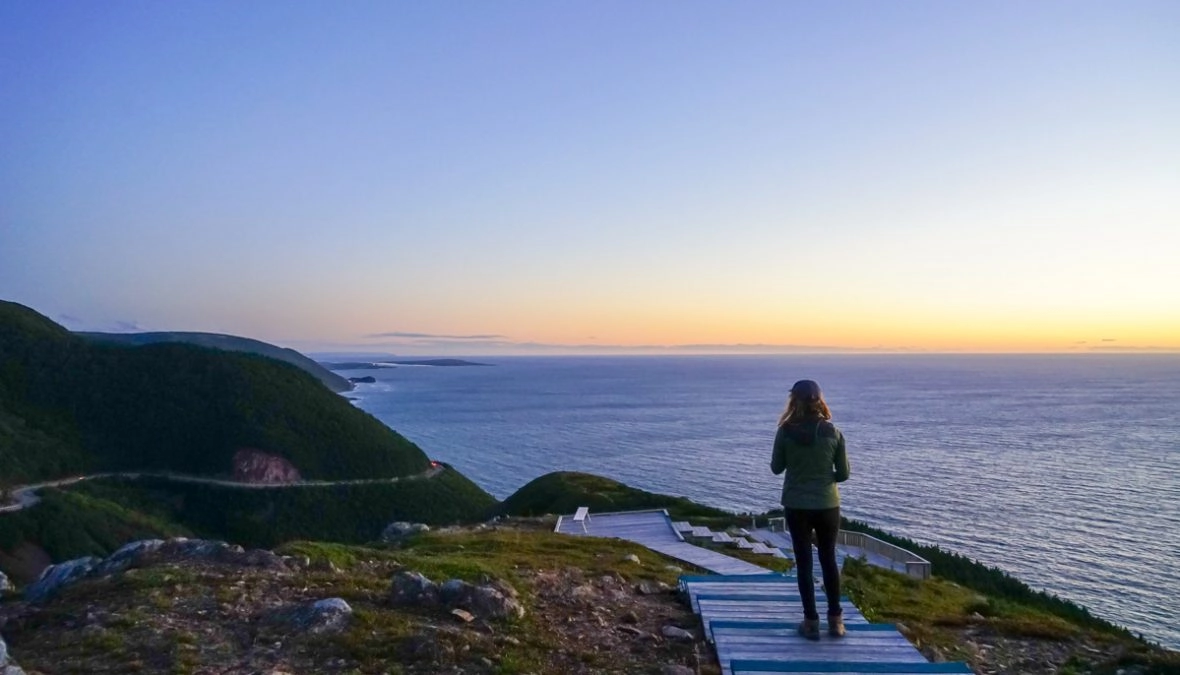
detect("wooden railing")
[763,517,932,579]
[837,529,932,579]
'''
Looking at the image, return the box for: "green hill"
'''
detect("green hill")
[0,300,429,483]
[498,471,735,521]
[79,330,351,393]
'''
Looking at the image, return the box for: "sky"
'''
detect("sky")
[2,1,1178,355]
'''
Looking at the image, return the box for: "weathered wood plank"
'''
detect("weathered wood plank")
[730,661,973,674]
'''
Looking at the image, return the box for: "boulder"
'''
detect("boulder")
[267,598,353,635]
[390,571,440,606]
[380,521,430,544]
[660,625,696,641]
[93,539,165,577]
[24,556,101,603]
[438,578,524,620]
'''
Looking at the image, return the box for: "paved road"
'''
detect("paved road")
[0,464,446,514]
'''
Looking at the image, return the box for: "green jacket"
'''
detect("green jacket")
[771,419,850,510]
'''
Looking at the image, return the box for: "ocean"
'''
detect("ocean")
[345,354,1180,650]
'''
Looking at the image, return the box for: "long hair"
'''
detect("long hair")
[777,392,832,427]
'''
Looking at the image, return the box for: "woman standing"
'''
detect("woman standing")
[770,379,851,640]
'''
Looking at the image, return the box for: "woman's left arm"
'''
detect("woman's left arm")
[832,431,851,482]
[771,426,788,475]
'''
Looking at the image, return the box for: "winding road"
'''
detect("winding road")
[0,464,447,514]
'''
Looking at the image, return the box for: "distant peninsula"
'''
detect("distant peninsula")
[321,359,491,370]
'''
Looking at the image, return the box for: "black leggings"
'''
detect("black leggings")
[786,507,842,620]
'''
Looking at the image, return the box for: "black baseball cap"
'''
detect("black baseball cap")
[791,379,822,399]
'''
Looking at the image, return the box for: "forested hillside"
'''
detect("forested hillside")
[0,300,430,484]
[79,330,351,392]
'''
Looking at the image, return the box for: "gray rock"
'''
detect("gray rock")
[660,625,696,641]
[442,579,524,620]
[269,598,353,635]
[1,634,27,675]
[622,553,641,564]
[390,571,440,606]
[25,556,101,603]
[636,581,671,595]
[391,570,522,620]
[93,539,165,576]
[662,666,694,675]
[0,570,11,595]
[380,521,430,543]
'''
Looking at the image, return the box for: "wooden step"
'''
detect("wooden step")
[713,622,925,672]
[730,661,973,674]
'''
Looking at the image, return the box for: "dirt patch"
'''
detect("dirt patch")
[0,542,52,585]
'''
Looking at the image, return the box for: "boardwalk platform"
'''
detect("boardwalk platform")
[554,509,768,575]
[556,509,971,675]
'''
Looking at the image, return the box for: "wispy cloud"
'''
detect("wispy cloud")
[366,331,506,340]
[1088,344,1179,352]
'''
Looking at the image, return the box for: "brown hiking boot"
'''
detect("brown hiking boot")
[828,612,846,638]
[797,618,820,641]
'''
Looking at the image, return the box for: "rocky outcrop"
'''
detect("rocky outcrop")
[265,598,353,635]
[389,570,524,621]
[24,538,287,604]
[380,521,430,544]
[232,448,302,484]
[24,557,101,604]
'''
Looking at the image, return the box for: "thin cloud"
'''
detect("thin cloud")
[1089,344,1178,352]
[366,331,506,340]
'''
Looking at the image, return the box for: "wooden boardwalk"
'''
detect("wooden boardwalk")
[557,509,973,675]
[554,509,768,575]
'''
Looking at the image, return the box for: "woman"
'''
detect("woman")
[770,379,851,640]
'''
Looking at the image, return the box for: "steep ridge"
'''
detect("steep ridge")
[0,300,429,483]
[79,330,351,393]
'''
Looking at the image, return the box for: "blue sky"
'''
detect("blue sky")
[2,1,1177,354]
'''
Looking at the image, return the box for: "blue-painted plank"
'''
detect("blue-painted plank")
[697,594,853,603]
[681,574,797,583]
[730,661,973,673]
[711,621,897,632]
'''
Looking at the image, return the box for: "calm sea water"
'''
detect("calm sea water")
[346,354,1180,650]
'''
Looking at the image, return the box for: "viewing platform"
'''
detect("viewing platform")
[557,508,967,675]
